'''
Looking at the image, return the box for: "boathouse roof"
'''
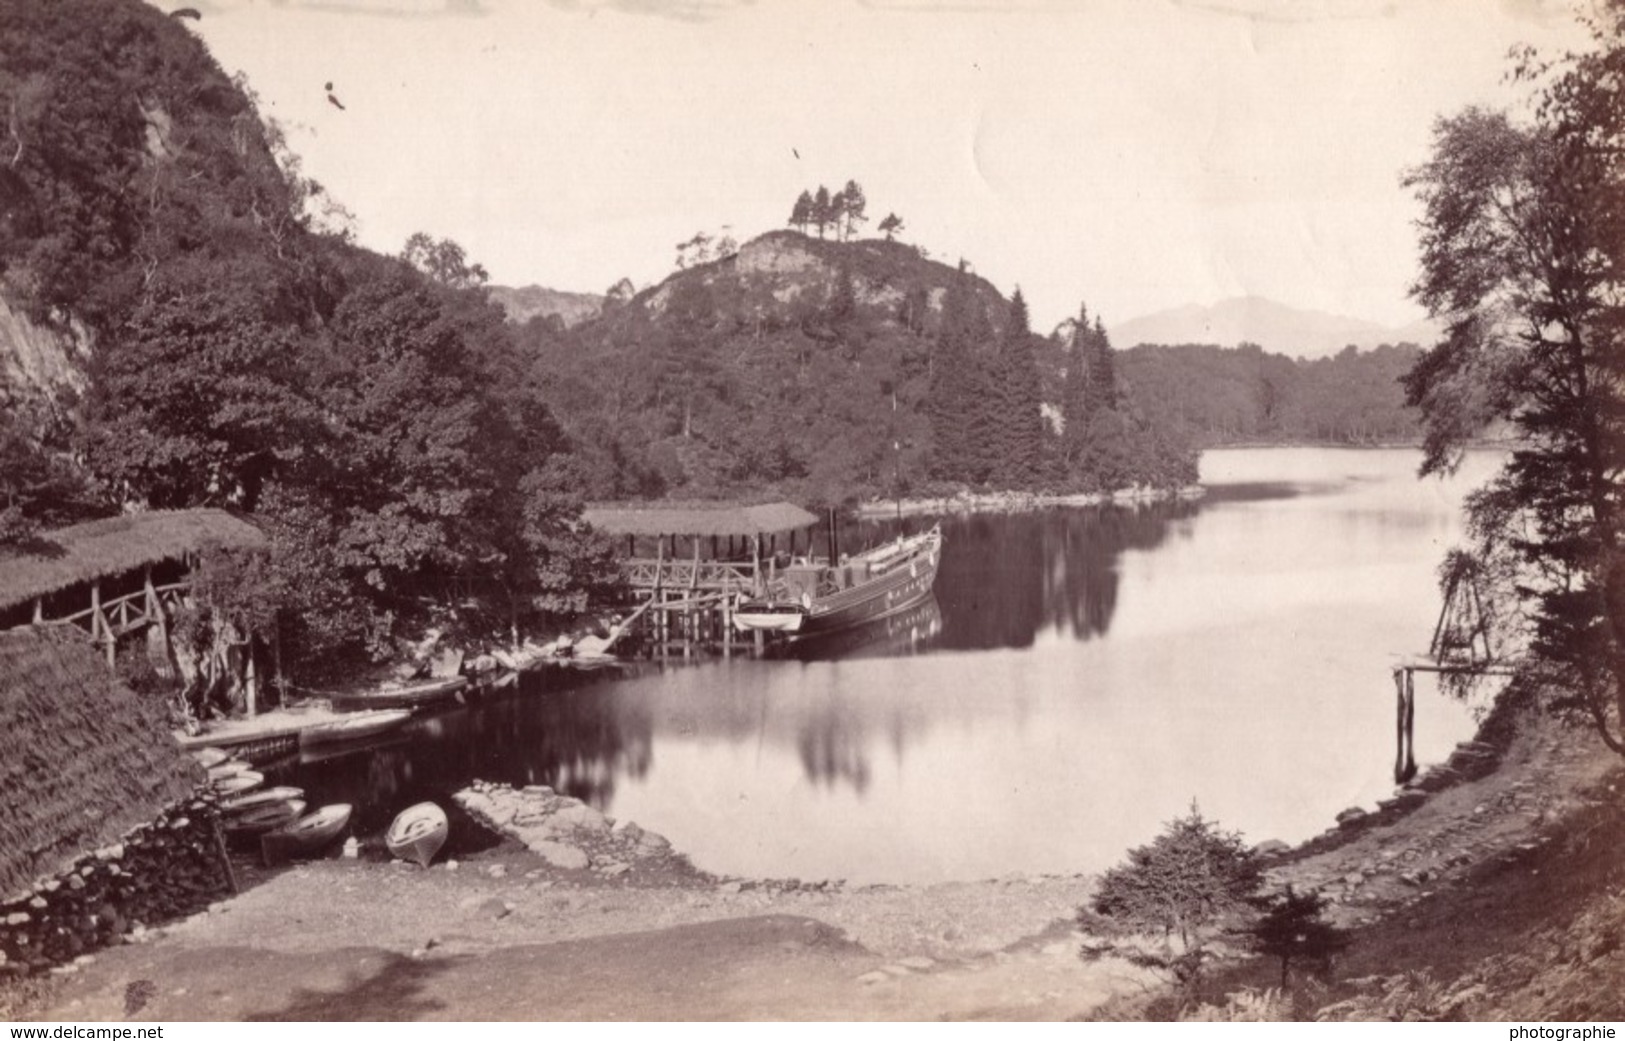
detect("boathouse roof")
[583,500,818,538]
[0,625,198,897]
[0,508,265,611]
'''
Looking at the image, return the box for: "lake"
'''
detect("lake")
[276,447,1502,885]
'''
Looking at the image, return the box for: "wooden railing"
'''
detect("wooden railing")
[622,558,758,592]
[55,580,190,639]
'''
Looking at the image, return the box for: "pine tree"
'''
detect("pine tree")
[1061,302,1092,474]
[1245,885,1351,988]
[789,190,813,233]
[1084,315,1118,414]
[839,179,867,240]
[878,212,904,241]
[998,288,1045,489]
[927,271,981,482]
[812,185,833,239]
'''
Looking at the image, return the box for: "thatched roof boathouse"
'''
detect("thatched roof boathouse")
[0,510,267,712]
[0,626,230,974]
[0,625,200,896]
[0,508,264,621]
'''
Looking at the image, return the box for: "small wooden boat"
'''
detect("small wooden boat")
[222,786,306,815]
[261,804,352,865]
[223,798,306,837]
[299,709,412,748]
[191,747,230,770]
[206,759,254,781]
[328,676,468,713]
[386,802,448,868]
[734,525,943,639]
[211,770,264,796]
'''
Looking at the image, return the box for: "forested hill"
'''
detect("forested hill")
[1117,342,1424,446]
[516,230,1198,503]
[0,0,617,685]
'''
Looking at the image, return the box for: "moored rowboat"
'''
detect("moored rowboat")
[328,677,468,713]
[206,759,254,781]
[211,771,264,796]
[299,709,413,748]
[385,802,448,868]
[191,747,230,770]
[222,786,306,815]
[223,798,306,837]
[261,804,353,864]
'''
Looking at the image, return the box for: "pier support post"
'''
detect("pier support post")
[1394,667,1417,783]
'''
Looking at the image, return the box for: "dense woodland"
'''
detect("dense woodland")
[517,231,1198,504]
[0,0,618,685]
[1115,342,1425,446]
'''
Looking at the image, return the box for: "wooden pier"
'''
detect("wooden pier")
[1389,555,1515,782]
[582,500,820,658]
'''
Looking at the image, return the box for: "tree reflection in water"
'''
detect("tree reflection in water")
[874,501,1198,650]
[268,666,654,829]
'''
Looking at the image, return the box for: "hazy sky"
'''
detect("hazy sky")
[176,0,1589,331]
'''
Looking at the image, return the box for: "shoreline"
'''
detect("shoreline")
[855,484,1204,519]
[12,691,1621,1020]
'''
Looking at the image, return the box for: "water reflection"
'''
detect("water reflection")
[767,595,943,662]
[267,670,654,828]
[917,500,1198,649]
[273,449,1497,885]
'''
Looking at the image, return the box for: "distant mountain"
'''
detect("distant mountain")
[1107,297,1442,358]
[487,284,604,328]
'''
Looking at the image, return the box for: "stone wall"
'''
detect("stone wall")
[0,794,229,977]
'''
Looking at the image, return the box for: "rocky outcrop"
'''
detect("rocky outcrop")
[453,781,677,880]
[0,294,89,408]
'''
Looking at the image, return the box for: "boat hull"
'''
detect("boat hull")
[261,804,353,865]
[386,801,449,868]
[734,528,942,641]
[299,709,413,747]
[328,677,467,713]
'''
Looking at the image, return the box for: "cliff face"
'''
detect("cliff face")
[487,284,604,328]
[637,229,1005,325]
[0,294,89,410]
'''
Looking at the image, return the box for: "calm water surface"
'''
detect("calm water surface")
[277,447,1501,884]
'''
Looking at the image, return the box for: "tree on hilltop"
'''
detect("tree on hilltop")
[812,185,834,239]
[837,179,866,241]
[789,190,814,234]
[878,212,904,241]
[402,232,488,289]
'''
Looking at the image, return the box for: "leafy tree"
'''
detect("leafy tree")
[877,212,904,241]
[1081,803,1263,989]
[1243,885,1350,988]
[0,394,99,547]
[1401,4,1625,756]
[402,232,488,289]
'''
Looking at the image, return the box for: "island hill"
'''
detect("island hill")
[506,237,1428,505]
[511,227,1200,508]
